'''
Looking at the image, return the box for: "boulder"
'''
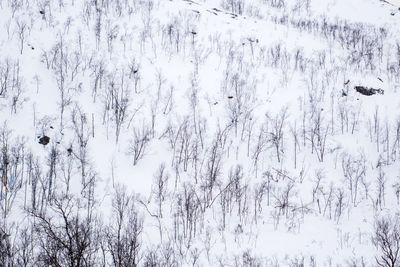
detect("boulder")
[38,136,50,145]
[354,86,384,96]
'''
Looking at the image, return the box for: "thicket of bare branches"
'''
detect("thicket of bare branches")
[1,0,400,265]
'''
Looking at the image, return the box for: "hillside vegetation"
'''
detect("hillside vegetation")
[1,0,400,266]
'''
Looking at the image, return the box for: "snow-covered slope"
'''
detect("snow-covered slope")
[1,0,400,266]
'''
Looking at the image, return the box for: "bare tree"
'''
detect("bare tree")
[128,123,152,165]
[153,163,169,218]
[71,105,92,188]
[106,22,119,53]
[91,59,105,102]
[113,70,130,143]
[312,169,324,205]
[202,135,223,205]
[175,182,201,243]
[10,60,25,114]
[376,165,386,210]
[221,0,244,14]
[31,193,100,267]
[310,108,330,162]
[55,35,71,129]
[16,18,28,54]
[267,106,288,163]
[0,229,14,267]
[341,152,366,207]
[373,215,400,267]
[0,124,25,227]
[272,181,295,218]
[46,145,59,202]
[253,180,268,224]
[14,226,35,267]
[252,124,268,177]
[290,122,300,169]
[334,188,345,223]
[0,59,11,97]
[128,59,141,94]
[0,59,26,113]
[105,185,143,267]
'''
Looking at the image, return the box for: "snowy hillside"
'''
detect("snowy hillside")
[1,0,400,266]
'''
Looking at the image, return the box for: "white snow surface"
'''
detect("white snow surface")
[1,0,400,265]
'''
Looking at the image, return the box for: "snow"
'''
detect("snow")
[1,0,400,265]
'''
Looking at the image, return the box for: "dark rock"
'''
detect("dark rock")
[344,80,350,85]
[38,136,50,145]
[355,86,384,96]
[228,96,234,99]
[67,148,73,155]
[39,10,45,15]
[342,90,347,97]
